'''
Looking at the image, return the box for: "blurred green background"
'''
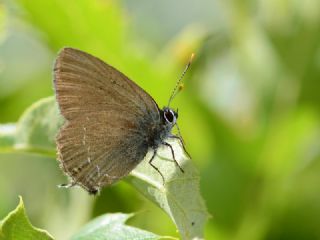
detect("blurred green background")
[1,0,320,239]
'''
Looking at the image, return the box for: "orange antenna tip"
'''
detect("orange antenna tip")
[178,83,185,91]
[190,53,195,62]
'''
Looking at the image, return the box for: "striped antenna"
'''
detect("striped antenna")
[168,53,195,107]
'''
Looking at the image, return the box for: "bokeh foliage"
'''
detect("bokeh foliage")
[0,0,320,239]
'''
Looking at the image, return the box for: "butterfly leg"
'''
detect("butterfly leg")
[168,135,192,159]
[149,148,165,184]
[162,142,184,173]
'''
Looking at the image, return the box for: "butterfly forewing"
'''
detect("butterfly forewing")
[54,48,160,193]
[54,48,159,122]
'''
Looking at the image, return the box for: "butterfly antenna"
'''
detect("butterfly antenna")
[168,53,195,107]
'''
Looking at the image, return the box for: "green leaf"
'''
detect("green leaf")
[15,96,63,155]
[128,142,209,240]
[0,97,209,239]
[0,196,54,240]
[0,97,62,156]
[71,213,168,240]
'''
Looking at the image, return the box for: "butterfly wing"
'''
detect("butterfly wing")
[54,48,159,122]
[54,48,160,193]
[56,111,149,194]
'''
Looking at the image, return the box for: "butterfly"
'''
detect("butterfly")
[53,48,192,194]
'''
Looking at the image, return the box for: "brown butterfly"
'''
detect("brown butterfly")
[53,48,192,194]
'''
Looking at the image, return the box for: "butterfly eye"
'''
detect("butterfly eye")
[164,109,176,124]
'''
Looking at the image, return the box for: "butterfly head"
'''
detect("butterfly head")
[162,107,178,126]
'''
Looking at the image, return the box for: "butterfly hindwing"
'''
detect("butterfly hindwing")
[56,111,148,193]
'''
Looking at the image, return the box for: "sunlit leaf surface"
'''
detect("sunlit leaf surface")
[71,213,164,240]
[0,196,54,240]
